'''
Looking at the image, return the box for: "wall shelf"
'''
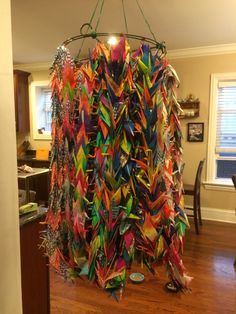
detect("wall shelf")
[178,100,200,119]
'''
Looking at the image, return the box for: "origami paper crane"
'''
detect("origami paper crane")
[44,37,191,296]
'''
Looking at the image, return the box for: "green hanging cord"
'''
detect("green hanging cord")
[94,0,105,32]
[76,0,101,60]
[88,0,101,30]
[135,0,157,43]
[122,0,129,34]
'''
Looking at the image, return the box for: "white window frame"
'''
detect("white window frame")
[30,80,51,140]
[205,72,236,191]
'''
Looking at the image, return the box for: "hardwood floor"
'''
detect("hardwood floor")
[50,220,236,314]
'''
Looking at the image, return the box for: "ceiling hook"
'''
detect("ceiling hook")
[80,23,93,36]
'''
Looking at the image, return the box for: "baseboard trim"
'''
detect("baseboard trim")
[185,206,236,224]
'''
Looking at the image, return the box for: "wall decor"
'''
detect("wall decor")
[187,122,204,142]
[178,94,200,119]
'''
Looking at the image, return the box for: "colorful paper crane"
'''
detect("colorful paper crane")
[44,37,191,296]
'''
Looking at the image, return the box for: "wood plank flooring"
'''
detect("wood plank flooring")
[50,220,236,314]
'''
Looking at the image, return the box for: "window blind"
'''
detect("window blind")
[216,82,236,153]
[42,89,52,132]
[43,89,51,112]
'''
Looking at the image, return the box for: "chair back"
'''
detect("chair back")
[232,175,236,189]
[194,159,205,196]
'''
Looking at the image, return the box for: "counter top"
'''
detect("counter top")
[20,206,47,227]
[18,155,35,161]
[18,167,50,179]
[17,155,50,162]
[17,150,51,163]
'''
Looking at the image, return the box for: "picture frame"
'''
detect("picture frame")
[187,122,204,142]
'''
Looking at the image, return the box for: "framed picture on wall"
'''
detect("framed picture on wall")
[187,122,204,142]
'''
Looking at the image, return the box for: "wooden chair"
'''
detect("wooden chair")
[232,175,236,189]
[232,175,236,268]
[183,159,205,234]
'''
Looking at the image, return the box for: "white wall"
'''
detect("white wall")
[0,1,22,313]
[171,53,236,212]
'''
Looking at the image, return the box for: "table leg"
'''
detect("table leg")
[25,177,30,203]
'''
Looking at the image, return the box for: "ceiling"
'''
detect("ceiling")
[11,0,236,64]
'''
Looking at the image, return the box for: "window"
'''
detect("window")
[207,73,236,188]
[30,80,52,140]
[36,88,51,134]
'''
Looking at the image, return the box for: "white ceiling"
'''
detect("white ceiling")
[11,0,236,64]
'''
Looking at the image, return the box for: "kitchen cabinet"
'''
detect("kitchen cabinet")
[20,208,50,314]
[18,156,51,206]
[14,70,30,132]
[18,168,50,204]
